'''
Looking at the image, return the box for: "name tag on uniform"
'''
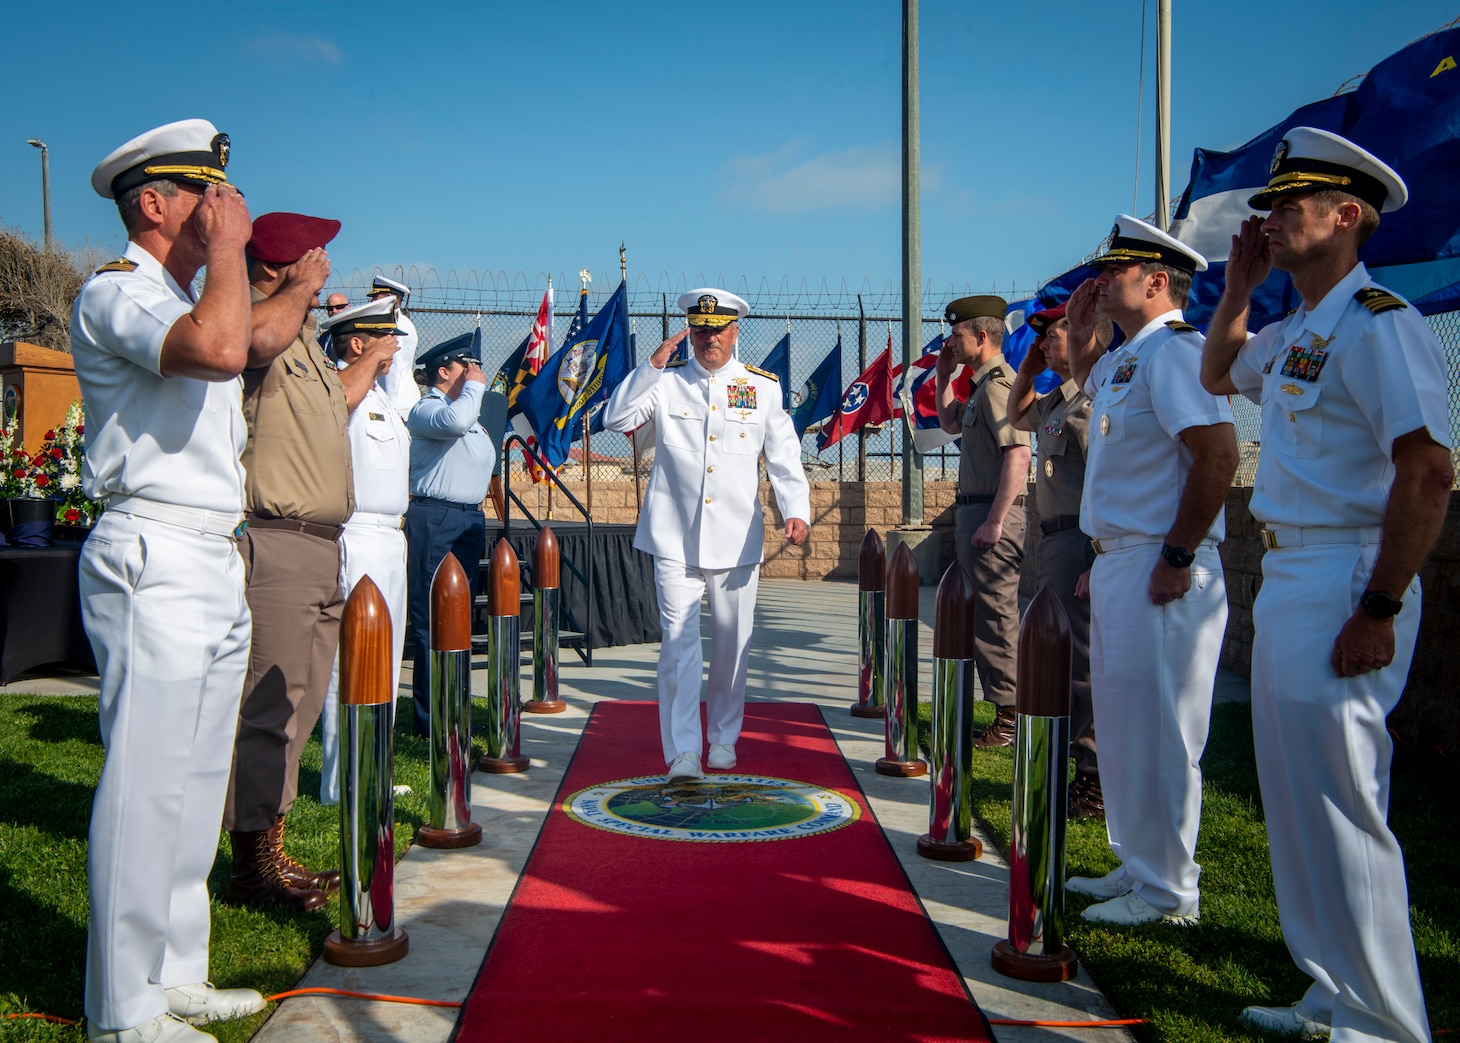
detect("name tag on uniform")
[1278,332,1332,383]
[368,412,385,421]
[1111,358,1138,385]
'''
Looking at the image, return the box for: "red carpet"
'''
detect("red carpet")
[454,701,993,1042]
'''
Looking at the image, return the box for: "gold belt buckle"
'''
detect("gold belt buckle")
[1091,539,1105,555]
[1260,529,1278,550]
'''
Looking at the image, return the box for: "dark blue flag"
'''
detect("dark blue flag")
[519,281,633,469]
[759,334,793,411]
[789,337,842,437]
[1002,298,1064,395]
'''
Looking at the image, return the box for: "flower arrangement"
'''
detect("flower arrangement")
[0,401,101,526]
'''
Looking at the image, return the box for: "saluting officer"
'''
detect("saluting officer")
[316,297,413,805]
[1064,216,1239,926]
[405,333,496,735]
[367,274,422,416]
[74,119,266,1043]
[1007,302,1105,819]
[934,295,1032,748]
[603,289,810,783]
[224,211,351,913]
[1201,129,1450,1042]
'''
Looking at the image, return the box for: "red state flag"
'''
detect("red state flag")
[816,345,894,451]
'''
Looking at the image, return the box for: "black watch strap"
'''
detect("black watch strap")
[1160,544,1196,569]
[1359,589,1403,619]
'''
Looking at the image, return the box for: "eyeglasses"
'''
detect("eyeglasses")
[326,304,348,313]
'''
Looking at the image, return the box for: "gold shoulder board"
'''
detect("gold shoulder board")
[744,364,779,382]
[666,359,688,367]
[1166,320,1199,333]
[94,258,140,274]
[1355,287,1408,314]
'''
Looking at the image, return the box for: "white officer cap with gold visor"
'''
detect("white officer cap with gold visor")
[1090,214,1208,274]
[679,288,749,328]
[1247,126,1407,213]
[90,118,231,200]
[319,297,405,341]
[367,274,412,306]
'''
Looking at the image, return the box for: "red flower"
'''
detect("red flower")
[65,508,80,522]
[50,447,63,459]
[35,474,50,487]
[44,430,55,440]
[11,467,23,477]
[77,425,85,435]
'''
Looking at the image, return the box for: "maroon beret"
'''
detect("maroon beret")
[247,212,341,264]
[1027,303,1067,338]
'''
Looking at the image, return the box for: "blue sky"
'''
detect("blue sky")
[2,0,1453,304]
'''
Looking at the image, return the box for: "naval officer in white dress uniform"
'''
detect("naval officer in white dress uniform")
[1064,216,1239,927]
[315,297,413,805]
[603,289,810,782]
[367,275,422,417]
[72,119,267,1042]
[1202,128,1450,1043]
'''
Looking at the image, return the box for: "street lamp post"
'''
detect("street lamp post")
[26,139,51,252]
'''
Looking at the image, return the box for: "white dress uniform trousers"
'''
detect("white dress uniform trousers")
[604,355,810,763]
[320,381,411,804]
[1230,263,1447,1043]
[1081,311,1234,916]
[69,241,252,1031]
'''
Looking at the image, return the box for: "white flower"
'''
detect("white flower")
[61,473,79,491]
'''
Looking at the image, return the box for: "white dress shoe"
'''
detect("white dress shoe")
[88,1012,212,1043]
[165,981,266,1024]
[1080,890,1199,926]
[706,744,737,770]
[1239,1003,1331,1039]
[666,751,703,782]
[1066,868,1131,899]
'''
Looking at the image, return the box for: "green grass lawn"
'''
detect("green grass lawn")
[0,695,439,1042]
[921,699,1459,1041]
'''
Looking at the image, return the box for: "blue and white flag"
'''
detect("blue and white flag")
[759,334,793,411]
[789,337,842,437]
[1001,298,1064,395]
[519,281,633,468]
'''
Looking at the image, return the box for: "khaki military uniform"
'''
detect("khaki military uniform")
[1031,381,1096,776]
[224,293,354,832]
[953,355,1032,709]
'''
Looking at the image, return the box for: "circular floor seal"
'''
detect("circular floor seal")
[563,773,862,843]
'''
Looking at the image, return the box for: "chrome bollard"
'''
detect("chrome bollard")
[416,553,482,849]
[324,577,409,967]
[876,542,926,778]
[524,524,566,714]
[478,538,529,773]
[851,528,887,719]
[917,562,981,861]
[993,585,1077,982]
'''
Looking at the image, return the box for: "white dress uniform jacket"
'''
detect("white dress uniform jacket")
[1227,263,1448,1043]
[604,355,810,568]
[71,240,253,1032]
[320,376,411,804]
[379,311,422,416]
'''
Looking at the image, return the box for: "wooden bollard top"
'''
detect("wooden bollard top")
[430,553,472,652]
[932,562,976,660]
[1016,585,1072,718]
[488,538,521,616]
[534,524,560,589]
[885,542,919,620]
[858,529,885,591]
[339,576,393,706]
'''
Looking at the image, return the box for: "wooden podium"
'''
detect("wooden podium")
[0,343,80,451]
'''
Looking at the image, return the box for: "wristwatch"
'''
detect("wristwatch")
[1160,544,1195,569]
[1359,589,1403,619]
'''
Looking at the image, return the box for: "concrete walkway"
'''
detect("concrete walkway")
[4,579,1254,1041]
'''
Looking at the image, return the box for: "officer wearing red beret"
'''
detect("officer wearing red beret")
[220,211,353,912]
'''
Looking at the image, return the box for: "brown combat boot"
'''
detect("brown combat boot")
[225,829,328,913]
[267,814,340,894]
[1068,773,1106,820]
[970,705,1018,749]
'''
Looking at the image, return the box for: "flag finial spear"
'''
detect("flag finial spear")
[619,242,627,284]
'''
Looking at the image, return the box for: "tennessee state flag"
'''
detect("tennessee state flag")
[817,345,894,451]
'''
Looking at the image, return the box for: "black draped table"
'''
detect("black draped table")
[0,539,96,684]
[482,522,660,650]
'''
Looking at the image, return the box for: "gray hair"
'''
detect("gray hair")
[116,179,178,235]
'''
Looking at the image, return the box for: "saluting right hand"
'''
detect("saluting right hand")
[650,329,689,369]
[194,183,252,250]
[283,248,332,297]
[463,359,487,386]
[1223,216,1272,301]
[1065,279,1100,341]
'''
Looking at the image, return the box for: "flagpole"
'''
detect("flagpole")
[1155,0,1172,228]
[901,0,924,525]
[857,296,868,482]
[837,320,845,478]
[580,268,594,521]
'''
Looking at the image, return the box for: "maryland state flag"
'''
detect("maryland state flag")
[518,281,633,469]
[507,287,554,413]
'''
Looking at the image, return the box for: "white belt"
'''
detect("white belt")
[346,511,406,530]
[1260,526,1381,550]
[107,495,245,539]
[1091,535,1218,555]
